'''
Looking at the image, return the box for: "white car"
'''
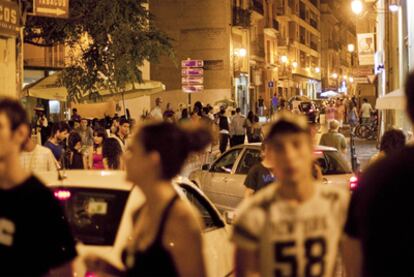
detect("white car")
[37,170,234,277]
[189,143,355,214]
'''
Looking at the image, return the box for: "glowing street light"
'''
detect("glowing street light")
[351,0,363,15]
[389,3,399,12]
[347,44,355,53]
[343,75,348,81]
[349,77,354,83]
[332,73,338,79]
[281,55,288,64]
[315,67,320,73]
[292,61,298,68]
[238,48,247,57]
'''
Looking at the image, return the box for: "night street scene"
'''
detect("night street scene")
[1,0,414,276]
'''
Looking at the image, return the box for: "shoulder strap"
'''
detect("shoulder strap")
[154,194,180,243]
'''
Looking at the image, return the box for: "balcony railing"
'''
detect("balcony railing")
[233,6,251,28]
[278,37,289,46]
[310,41,318,51]
[310,19,318,29]
[251,0,264,14]
[266,19,279,31]
[24,58,65,68]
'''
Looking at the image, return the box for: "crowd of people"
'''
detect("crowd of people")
[2,71,414,276]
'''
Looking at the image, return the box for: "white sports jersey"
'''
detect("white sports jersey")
[232,183,350,277]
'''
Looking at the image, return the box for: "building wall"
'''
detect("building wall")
[0,37,17,97]
[150,0,232,98]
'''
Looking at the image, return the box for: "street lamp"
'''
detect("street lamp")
[315,67,320,73]
[292,61,298,68]
[281,55,288,64]
[349,76,354,83]
[351,0,363,15]
[389,1,399,12]
[332,73,338,79]
[347,43,355,53]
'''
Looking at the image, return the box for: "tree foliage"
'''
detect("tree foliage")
[24,0,173,101]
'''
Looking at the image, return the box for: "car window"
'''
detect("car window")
[53,187,129,246]
[315,151,352,175]
[236,149,261,174]
[179,184,225,231]
[210,149,242,173]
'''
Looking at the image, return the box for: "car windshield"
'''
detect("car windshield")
[53,187,129,246]
[315,150,352,175]
[300,102,312,111]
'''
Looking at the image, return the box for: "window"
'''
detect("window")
[315,151,352,175]
[211,149,242,173]
[54,187,129,246]
[236,149,262,174]
[179,184,224,231]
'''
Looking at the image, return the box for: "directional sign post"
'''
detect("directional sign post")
[0,0,20,37]
[182,59,204,110]
[34,0,69,19]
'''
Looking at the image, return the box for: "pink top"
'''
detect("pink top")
[92,153,104,169]
[326,107,336,120]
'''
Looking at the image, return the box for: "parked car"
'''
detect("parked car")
[37,170,234,277]
[189,143,355,214]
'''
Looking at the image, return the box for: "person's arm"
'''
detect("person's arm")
[235,247,260,277]
[341,235,363,277]
[88,146,93,169]
[244,188,255,198]
[103,157,109,170]
[164,202,206,277]
[341,136,347,153]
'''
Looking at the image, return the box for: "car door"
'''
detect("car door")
[315,150,352,188]
[223,147,262,209]
[202,148,243,211]
[178,184,234,277]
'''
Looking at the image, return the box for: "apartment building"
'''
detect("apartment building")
[276,0,322,99]
[320,0,357,95]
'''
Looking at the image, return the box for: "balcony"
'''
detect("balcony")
[310,18,318,29]
[310,0,318,8]
[310,41,318,51]
[233,6,251,28]
[251,0,264,15]
[265,19,279,31]
[278,37,289,47]
[300,36,306,45]
[328,41,340,50]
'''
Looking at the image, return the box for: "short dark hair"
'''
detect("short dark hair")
[0,98,29,131]
[72,108,77,112]
[51,122,70,136]
[363,98,368,102]
[380,129,406,155]
[265,112,310,144]
[138,122,212,180]
[236,107,241,113]
[68,132,82,151]
[405,71,414,122]
[119,117,130,126]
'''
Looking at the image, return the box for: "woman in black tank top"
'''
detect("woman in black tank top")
[86,122,212,276]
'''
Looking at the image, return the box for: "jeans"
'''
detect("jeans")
[232,135,245,146]
[219,134,229,153]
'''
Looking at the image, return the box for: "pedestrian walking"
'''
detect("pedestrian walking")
[34,107,49,145]
[232,112,350,277]
[44,121,70,166]
[230,108,246,146]
[0,98,77,276]
[343,71,414,276]
[347,99,359,128]
[76,118,94,149]
[249,116,263,143]
[179,108,190,123]
[319,120,347,153]
[326,100,336,125]
[150,97,163,121]
[89,128,107,170]
[163,103,175,123]
[243,142,274,198]
[103,137,123,169]
[20,127,57,172]
[217,109,230,153]
[258,96,265,116]
[335,99,346,127]
[271,93,278,114]
[244,111,255,143]
[71,108,81,122]
[112,117,130,152]
[86,122,210,276]
[67,132,86,169]
[359,98,374,124]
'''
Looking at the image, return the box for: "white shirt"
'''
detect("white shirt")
[361,103,373,118]
[20,145,58,172]
[232,183,350,277]
[150,106,163,121]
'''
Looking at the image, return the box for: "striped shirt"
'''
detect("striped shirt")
[20,145,58,172]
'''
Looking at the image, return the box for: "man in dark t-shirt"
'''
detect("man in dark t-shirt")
[0,98,77,276]
[243,143,274,197]
[343,71,414,276]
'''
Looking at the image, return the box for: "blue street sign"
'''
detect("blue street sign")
[268,81,274,88]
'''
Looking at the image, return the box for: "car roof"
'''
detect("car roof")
[244,143,337,152]
[37,170,133,191]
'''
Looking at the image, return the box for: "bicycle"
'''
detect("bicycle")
[355,116,378,140]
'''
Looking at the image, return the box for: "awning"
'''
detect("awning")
[23,72,165,102]
[376,89,406,110]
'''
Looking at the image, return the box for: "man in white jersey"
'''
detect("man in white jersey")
[232,111,350,277]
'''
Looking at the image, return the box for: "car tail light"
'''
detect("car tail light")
[309,109,314,113]
[349,176,358,190]
[53,189,71,201]
[85,272,96,277]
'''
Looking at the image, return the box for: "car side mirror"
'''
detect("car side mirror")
[224,211,235,225]
[202,164,210,171]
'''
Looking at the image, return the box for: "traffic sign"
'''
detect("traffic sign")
[182,68,204,76]
[34,0,69,19]
[181,60,204,68]
[182,85,204,93]
[0,0,20,37]
[181,76,204,85]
